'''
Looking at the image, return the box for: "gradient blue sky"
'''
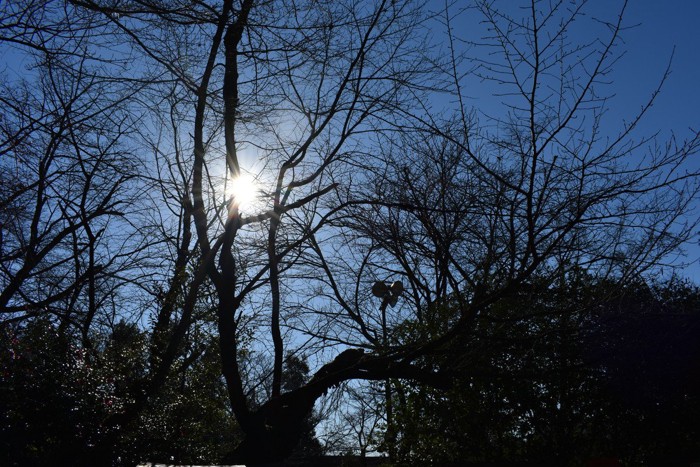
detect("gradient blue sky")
[585,1,700,280]
[572,1,700,280]
[442,1,700,280]
[605,1,700,136]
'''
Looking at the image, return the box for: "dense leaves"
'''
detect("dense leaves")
[384,276,700,466]
[0,319,239,466]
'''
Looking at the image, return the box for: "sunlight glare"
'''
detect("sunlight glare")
[226,172,260,213]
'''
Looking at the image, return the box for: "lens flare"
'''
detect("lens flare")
[226,173,260,213]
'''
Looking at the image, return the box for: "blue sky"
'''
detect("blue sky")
[605,1,700,136]
[444,1,700,137]
[568,1,700,281]
[600,1,700,280]
[3,0,697,280]
[439,0,700,281]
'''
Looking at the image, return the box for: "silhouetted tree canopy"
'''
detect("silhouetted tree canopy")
[1,0,699,464]
[383,276,700,466]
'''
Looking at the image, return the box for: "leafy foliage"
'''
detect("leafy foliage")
[0,318,239,466]
[385,276,700,466]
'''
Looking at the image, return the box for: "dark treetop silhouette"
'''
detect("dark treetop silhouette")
[1,0,699,464]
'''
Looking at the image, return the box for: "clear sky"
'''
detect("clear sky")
[604,1,700,136]
[439,0,700,281]
[443,1,700,139]
[602,1,700,280]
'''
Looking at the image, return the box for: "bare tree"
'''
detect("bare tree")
[0,9,146,339]
[3,0,699,464]
[53,0,436,462]
[74,0,700,463]
[319,382,385,458]
[0,5,213,462]
[332,0,700,454]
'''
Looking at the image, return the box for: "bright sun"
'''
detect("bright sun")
[226,173,260,213]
